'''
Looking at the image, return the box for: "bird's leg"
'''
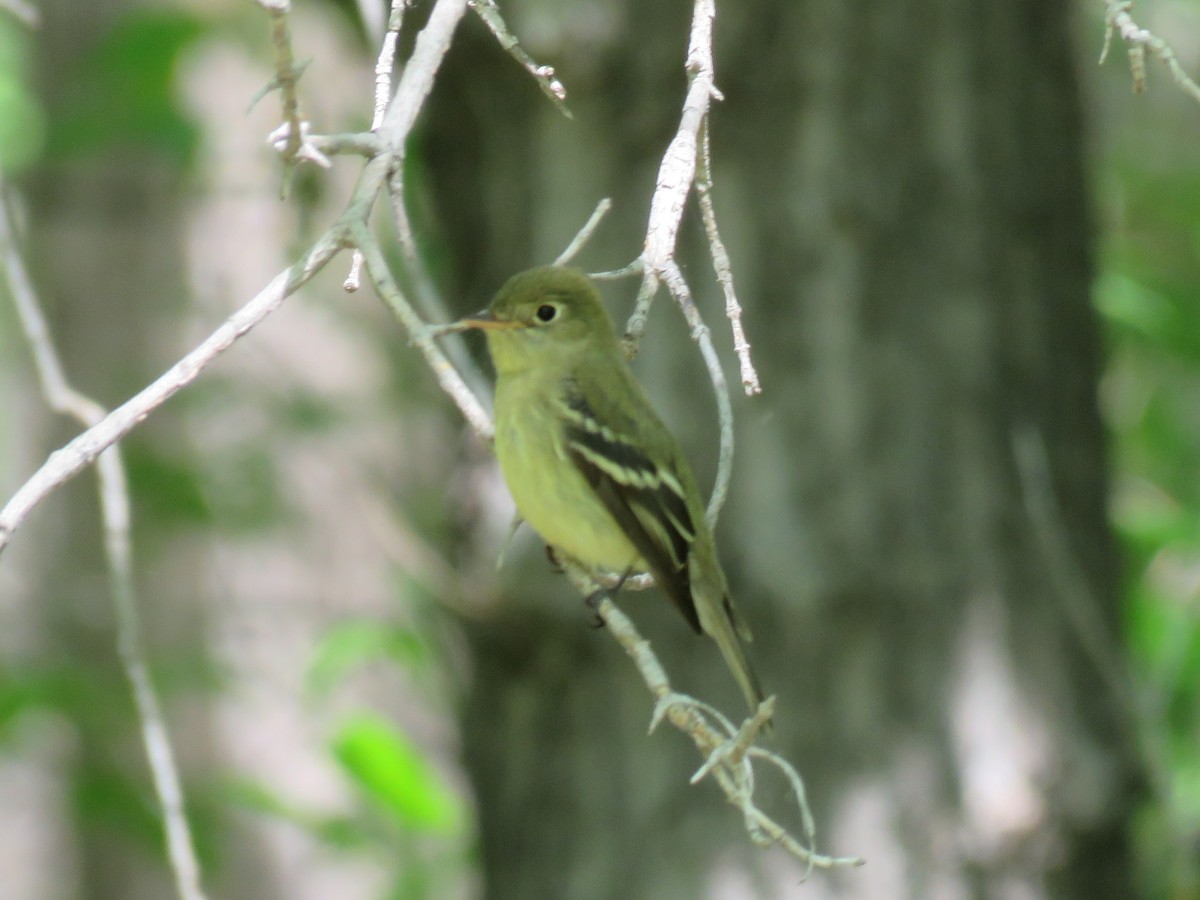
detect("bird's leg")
[583,566,634,628]
[544,543,565,573]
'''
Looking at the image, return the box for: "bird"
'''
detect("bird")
[452,265,766,715]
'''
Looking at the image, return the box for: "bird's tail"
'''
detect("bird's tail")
[709,601,767,716]
[695,584,767,719]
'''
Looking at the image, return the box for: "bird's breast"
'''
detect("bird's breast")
[493,374,641,571]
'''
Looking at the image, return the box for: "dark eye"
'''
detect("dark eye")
[535,304,558,323]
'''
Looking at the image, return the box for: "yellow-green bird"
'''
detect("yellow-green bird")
[455,266,765,714]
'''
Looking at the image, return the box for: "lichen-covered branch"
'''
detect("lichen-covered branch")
[559,559,863,873]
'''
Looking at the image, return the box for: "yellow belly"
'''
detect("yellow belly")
[494,377,641,572]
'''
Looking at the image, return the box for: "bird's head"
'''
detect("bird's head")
[454,267,620,375]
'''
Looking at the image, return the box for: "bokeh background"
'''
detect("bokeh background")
[0,0,1197,898]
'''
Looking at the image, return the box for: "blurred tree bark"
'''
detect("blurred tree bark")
[23,4,246,899]
[424,1,1144,898]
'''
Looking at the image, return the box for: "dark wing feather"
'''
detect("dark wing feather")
[561,392,702,634]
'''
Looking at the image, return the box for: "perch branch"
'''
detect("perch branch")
[373,0,410,131]
[0,189,207,900]
[559,560,863,872]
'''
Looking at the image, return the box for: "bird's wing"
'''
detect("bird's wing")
[559,387,702,634]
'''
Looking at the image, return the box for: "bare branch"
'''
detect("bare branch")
[469,0,571,116]
[697,118,761,395]
[0,189,207,900]
[628,0,719,345]
[0,231,344,556]
[1101,0,1200,103]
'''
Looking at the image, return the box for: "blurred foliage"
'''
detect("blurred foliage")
[306,620,432,697]
[332,712,462,836]
[1095,14,1200,895]
[0,14,43,172]
[42,10,204,166]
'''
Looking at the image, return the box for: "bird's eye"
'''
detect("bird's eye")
[535,304,558,323]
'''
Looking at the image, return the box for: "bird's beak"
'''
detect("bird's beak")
[444,309,525,333]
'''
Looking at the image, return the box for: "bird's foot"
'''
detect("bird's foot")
[581,566,635,628]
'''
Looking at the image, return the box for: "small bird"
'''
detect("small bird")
[453,266,765,714]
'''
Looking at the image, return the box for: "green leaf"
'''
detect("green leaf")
[332,713,461,835]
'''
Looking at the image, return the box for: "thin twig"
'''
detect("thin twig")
[554,198,613,266]
[616,0,738,529]
[0,190,207,900]
[1101,0,1200,103]
[343,0,412,291]
[309,131,384,158]
[257,0,331,180]
[696,118,760,395]
[384,164,493,403]
[659,261,733,528]
[590,260,643,281]
[469,0,571,116]
[353,223,494,439]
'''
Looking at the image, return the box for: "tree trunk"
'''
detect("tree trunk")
[425,1,1142,898]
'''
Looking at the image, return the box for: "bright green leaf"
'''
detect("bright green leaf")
[332,713,461,835]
